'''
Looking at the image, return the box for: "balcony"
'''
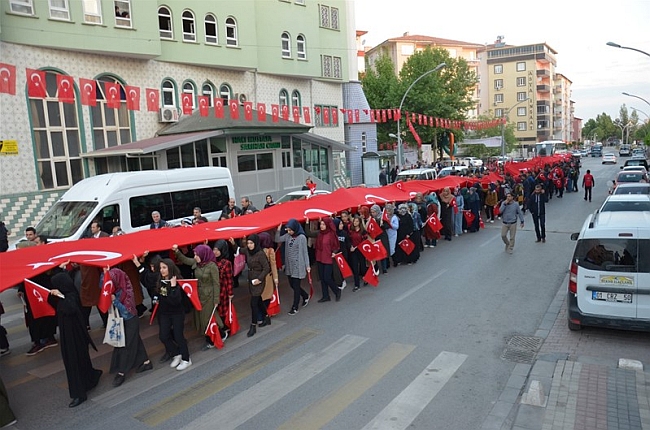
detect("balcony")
[536,69,551,77]
[537,84,551,93]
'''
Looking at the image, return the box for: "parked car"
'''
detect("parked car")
[396,168,438,182]
[622,158,649,170]
[602,153,617,164]
[612,183,650,195]
[619,145,631,156]
[591,146,603,157]
[597,195,650,212]
[276,189,330,204]
[460,157,483,168]
[437,166,470,178]
[610,171,649,194]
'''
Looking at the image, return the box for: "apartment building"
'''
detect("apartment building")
[0,0,370,235]
[553,73,573,142]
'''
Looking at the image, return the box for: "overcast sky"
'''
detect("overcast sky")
[354,0,650,123]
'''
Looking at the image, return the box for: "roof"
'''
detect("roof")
[81,130,224,157]
[386,34,484,48]
[299,132,356,152]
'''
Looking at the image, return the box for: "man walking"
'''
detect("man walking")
[499,192,524,254]
[527,184,547,243]
[582,169,594,202]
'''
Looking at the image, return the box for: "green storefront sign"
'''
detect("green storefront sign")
[233,135,281,150]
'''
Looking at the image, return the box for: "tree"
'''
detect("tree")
[361,54,400,146]
[460,112,516,158]
[582,113,618,143]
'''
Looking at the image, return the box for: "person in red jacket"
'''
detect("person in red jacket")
[306,217,341,302]
[582,169,595,202]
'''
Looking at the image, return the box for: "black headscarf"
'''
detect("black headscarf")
[213,239,230,260]
[247,233,261,255]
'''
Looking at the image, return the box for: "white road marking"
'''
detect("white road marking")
[394,269,448,302]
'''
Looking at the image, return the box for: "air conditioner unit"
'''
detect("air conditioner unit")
[236,93,248,105]
[159,107,179,123]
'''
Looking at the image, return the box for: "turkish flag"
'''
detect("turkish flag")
[267,286,280,316]
[366,217,381,239]
[257,102,267,121]
[275,247,283,269]
[104,82,121,108]
[426,213,443,233]
[23,279,56,318]
[243,101,253,121]
[26,69,46,98]
[354,109,360,123]
[307,271,314,299]
[0,63,16,95]
[281,104,289,121]
[205,310,224,349]
[146,88,159,112]
[382,110,387,123]
[302,106,311,123]
[347,109,354,124]
[362,266,379,287]
[463,210,476,225]
[198,95,209,116]
[451,197,458,214]
[370,110,376,123]
[226,298,240,335]
[331,108,338,125]
[323,108,330,125]
[97,270,114,314]
[180,279,202,310]
[125,85,140,111]
[382,208,391,224]
[182,93,193,115]
[307,181,317,194]
[57,74,75,104]
[215,98,224,118]
[229,99,239,119]
[387,109,392,120]
[292,106,300,123]
[80,78,97,106]
[399,238,415,255]
[271,104,279,122]
[358,239,380,261]
[333,253,353,278]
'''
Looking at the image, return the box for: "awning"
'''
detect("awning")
[81,130,224,158]
[298,133,356,152]
[362,150,396,158]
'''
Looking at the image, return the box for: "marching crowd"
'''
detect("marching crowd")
[0,155,584,421]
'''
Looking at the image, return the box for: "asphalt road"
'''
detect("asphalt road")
[0,155,627,430]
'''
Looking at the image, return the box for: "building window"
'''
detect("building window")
[333,56,342,79]
[182,82,196,108]
[516,62,526,72]
[517,92,526,102]
[330,7,339,29]
[296,34,306,59]
[219,84,231,101]
[237,153,274,173]
[295,0,305,4]
[166,140,210,169]
[28,70,84,189]
[291,90,301,109]
[516,77,526,87]
[202,83,215,106]
[225,17,238,46]
[517,107,526,116]
[279,89,289,107]
[319,5,330,27]
[162,79,177,108]
[9,0,33,15]
[82,0,102,24]
[361,132,367,153]
[494,64,503,74]
[517,122,527,131]
[158,6,173,39]
[322,55,332,77]
[91,76,133,154]
[495,108,504,117]
[494,94,503,104]
[205,14,218,44]
[494,79,503,90]
[49,0,70,21]
[182,10,196,42]
[114,0,131,28]
[281,32,291,58]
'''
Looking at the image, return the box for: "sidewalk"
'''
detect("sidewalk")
[482,277,650,430]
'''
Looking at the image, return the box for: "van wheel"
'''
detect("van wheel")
[568,320,581,331]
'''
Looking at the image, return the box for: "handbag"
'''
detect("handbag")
[103,305,125,348]
[233,249,246,277]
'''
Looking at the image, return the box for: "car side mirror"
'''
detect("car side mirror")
[570,233,579,241]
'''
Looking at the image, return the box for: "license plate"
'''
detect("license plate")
[591,291,633,303]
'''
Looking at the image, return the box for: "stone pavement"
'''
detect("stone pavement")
[482,275,650,430]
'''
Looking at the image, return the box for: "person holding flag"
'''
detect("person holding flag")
[212,240,234,333]
[275,219,311,316]
[258,233,278,324]
[348,215,368,292]
[367,205,390,274]
[173,244,226,350]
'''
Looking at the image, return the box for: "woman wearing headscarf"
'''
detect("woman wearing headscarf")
[233,234,271,337]
[392,204,415,266]
[306,218,341,302]
[258,232,278,324]
[275,219,311,315]
[49,270,102,407]
[106,267,152,388]
[424,193,441,246]
[438,187,454,241]
[348,215,368,291]
[466,186,482,233]
[367,204,390,274]
[155,259,191,371]
[212,240,234,331]
[484,183,498,223]
[452,187,465,236]
[407,202,422,263]
[172,244,225,350]
[384,204,399,263]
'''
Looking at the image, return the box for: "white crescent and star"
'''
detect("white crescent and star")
[181,282,193,297]
[129,89,137,101]
[364,194,390,203]
[304,208,332,217]
[109,86,118,99]
[84,83,93,95]
[214,226,258,232]
[209,322,218,335]
[0,67,11,82]
[30,72,42,86]
[32,289,44,303]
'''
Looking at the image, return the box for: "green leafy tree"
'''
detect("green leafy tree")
[361,54,400,147]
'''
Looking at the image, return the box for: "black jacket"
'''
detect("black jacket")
[527,192,547,216]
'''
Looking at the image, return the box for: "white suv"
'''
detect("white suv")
[460,157,483,168]
[567,211,650,331]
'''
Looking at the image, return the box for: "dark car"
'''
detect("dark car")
[591,147,602,157]
[622,158,649,170]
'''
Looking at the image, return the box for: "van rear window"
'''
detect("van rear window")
[573,239,650,273]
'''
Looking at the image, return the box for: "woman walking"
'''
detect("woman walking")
[275,219,311,315]
[258,233,279,323]
[439,187,454,241]
[348,215,367,292]
[307,218,341,302]
[212,240,234,332]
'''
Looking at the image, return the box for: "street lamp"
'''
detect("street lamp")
[631,107,650,121]
[395,62,447,167]
[500,98,528,157]
[622,92,650,109]
[606,42,650,58]
[614,120,633,145]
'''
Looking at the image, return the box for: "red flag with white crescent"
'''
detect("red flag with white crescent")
[182,94,193,115]
[57,75,75,104]
[244,101,253,121]
[226,298,240,335]
[323,107,330,125]
[426,213,443,233]
[281,104,289,121]
[98,270,113,314]
[354,109,360,123]
[381,109,387,123]
[0,63,16,95]
[408,120,423,147]
[370,110,376,123]
[347,109,354,124]
[362,265,379,287]
[26,68,46,98]
[257,103,267,121]
[198,96,209,117]
[180,279,202,310]
[292,105,300,123]
[365,217,381,239]
[267,286,280,316]
[23,279,56,318]
[146,88,159,112]
[333,253,353,278]
[302,106,311,123]
[104,82,121,108]
[80,78,97,106]
[125,85,140,111]
[399,238,415,255]
[331,107,338,125]
[382,208,391,224]
[271,104,279,122]
[214,98,225,118]
[205,310,224,349]
[358,239,378,261]
[229,98,239,119]
[451,197,458,214]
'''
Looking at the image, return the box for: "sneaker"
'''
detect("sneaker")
[220,328,229,342]
[489,220,494,223]
[288,309,298,315]
[170,354,182,368]
[26,343,44,356]
[201,343,214,351]
[0,348,10,357]
[353,286,360,292]
[43,339,58,349]
[339,280,347,290]
[176,359,192,371]
[302,297,309,308]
